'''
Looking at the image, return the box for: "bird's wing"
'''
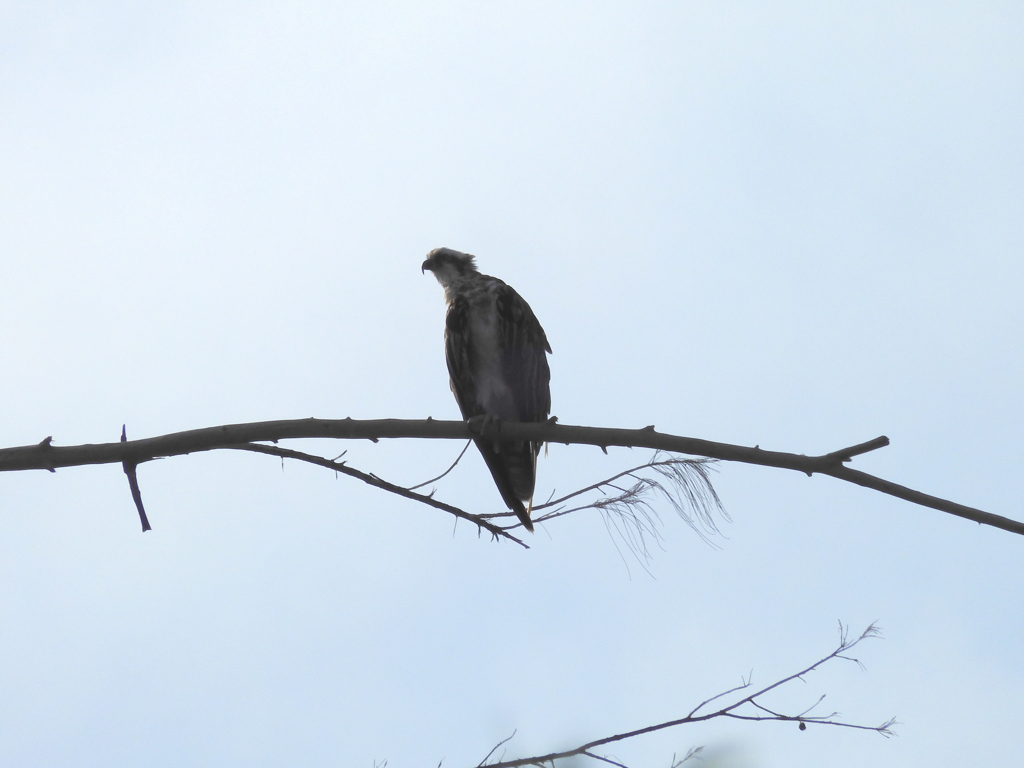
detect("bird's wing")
[443,293,479,420]
[494,283,552,424]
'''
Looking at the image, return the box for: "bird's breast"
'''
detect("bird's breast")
[466,295,516,419]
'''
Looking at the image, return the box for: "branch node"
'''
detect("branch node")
[121,426,152,532]
[35,436,56,472]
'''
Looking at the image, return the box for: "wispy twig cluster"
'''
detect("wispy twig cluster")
[526,453,727,562]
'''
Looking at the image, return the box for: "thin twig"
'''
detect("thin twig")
[672,747,704,766]
[581,753,629,768]
[477,731,516,767]
[408,440,473,491]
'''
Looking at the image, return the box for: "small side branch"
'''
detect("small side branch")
[225,443,526,548]
[474,623,895,768]
[822,436,890,464]
[121,426,151,532]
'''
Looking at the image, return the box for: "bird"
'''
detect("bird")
[422,247,551,532]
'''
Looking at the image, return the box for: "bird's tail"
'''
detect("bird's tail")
[509,497,535,533]
[474,439,537,532]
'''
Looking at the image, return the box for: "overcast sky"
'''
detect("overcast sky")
[1,3,1022,767]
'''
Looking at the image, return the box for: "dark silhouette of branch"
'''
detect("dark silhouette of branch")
[474,623,895,768]
[0,417,1017,537]
[225,443,525,547]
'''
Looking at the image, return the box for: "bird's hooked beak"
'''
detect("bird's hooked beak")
[421,258,432,275]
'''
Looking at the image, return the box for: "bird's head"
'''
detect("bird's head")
[421,247,478,287]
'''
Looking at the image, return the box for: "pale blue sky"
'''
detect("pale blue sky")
[0,3,1021,766]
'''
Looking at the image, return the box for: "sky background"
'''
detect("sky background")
[0,2,1022,766]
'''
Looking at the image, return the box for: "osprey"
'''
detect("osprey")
[422,247,551,532]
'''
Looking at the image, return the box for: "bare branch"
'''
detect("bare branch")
[468,623,894,768]
[0,417,1016,537]
[226,443,526,548]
